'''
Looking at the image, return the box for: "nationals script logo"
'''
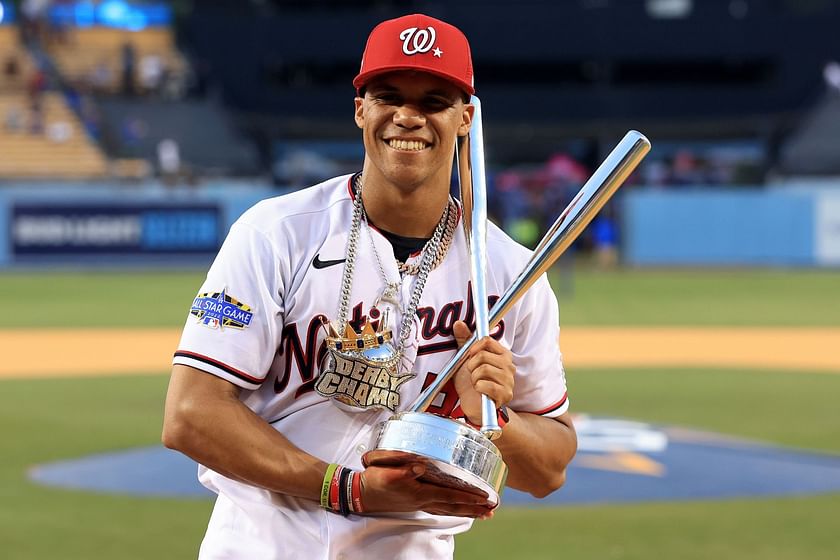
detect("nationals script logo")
[400,26,437,55]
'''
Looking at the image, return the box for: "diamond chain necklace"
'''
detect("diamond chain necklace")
[335,174,456,356]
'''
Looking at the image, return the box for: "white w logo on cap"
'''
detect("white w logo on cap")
[400,26,437,55]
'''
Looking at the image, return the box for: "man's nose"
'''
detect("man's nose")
[393,105,425,128]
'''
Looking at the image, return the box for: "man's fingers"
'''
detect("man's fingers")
[474,379,513,406]
[453,321,506,354]
[453,320,471,347]
[362,463,425,494]
[466,352,511,376]
[423,503,495,518]
[361,462,495,518]
[414,485,492,508]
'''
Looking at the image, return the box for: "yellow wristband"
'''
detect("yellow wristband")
[320,463,340,508]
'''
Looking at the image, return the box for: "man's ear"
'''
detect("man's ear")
[354,97,364,129]
[458,103,475,137]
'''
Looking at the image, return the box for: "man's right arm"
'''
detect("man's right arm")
[162,364,495,517]
[162,364,327,500]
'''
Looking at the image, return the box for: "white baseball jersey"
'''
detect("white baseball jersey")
[173,174,569,560]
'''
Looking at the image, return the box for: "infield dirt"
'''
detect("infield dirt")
[2,327,839,378]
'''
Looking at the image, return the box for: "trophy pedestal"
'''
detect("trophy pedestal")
[364,411,508,505]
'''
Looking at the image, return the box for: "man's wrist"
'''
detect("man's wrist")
[460,406,509,431]
[320,464,364,516]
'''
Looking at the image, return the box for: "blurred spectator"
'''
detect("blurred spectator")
[188,57,211,98]
[670,149,705,185]
[157,138,181,182]
[21,0,52,44]
[121,42,137,96]
[545,153,588,185]
[3,55,21,89]
[140,54,165,95]
[491,151,594,248]
[26,68,47,134]
[642,160,670,187]
[26,68,46,98]
[89,59,114,94]
[543,152,588,232]
[637,140,765,188]
[592,213,619,268]
[28,102,44,134]
[824,61,840,95]
[493,170,529,232]
[46,120,72,143]
[162,66,187,100]
[4,104,25,132]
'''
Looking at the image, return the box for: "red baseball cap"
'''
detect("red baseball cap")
[353,13,475,96]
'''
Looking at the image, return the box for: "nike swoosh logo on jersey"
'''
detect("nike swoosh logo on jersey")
[312,254,346,269]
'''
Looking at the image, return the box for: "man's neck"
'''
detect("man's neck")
[358,166,451,238]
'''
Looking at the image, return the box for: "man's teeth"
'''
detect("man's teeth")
[389,139,427,151]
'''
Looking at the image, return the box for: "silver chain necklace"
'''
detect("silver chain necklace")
[341,174,452,352]
[315,174,457,412]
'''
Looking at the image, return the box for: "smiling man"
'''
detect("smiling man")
[163,13,576,560]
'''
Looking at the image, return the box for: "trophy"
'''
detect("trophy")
[364,97,651,506]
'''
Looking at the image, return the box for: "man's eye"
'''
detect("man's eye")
[424,98,452,111]
[375,94,401,104]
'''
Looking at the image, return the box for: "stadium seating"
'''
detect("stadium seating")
[0,26,35,92]
[47,26,187,95]
[0,92,108,179]
[778,93,840,176]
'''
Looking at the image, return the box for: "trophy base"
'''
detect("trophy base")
[364,412,508,506]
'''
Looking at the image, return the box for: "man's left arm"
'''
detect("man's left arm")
[493,409,576,497]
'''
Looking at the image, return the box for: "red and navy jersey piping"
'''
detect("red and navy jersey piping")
[530,393,568,416]
[174,350,264,385]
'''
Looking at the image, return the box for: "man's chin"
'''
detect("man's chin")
[381,169,428,191]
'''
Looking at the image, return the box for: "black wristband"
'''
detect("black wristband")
[337,466,352,517]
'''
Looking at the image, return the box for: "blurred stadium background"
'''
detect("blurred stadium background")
[1,1,839,559]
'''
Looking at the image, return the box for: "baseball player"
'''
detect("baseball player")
[163,13,576,560]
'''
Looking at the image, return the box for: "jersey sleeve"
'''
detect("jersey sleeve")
[173,221,285,390]
[507,274,569,418]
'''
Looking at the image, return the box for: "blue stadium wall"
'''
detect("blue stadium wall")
[622,187,840,267]
[0,184,838,268]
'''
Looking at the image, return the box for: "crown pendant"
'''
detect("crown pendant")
[315,314,413,413]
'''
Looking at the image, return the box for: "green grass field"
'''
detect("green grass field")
[1,268,839,559]
[1,267,839,327]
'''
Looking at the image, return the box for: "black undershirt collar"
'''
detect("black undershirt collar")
[376,227,429,264]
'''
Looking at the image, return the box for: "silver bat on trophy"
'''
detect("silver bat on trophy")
[364,97,651,506]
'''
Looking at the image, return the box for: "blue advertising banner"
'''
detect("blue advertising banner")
[10,204,221,257]
[48,1,171,30]
[0,1,15,25]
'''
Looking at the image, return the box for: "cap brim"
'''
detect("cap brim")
[353,66,475,96]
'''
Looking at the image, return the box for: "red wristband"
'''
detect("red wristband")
[497,406,510,428]
[328,466,342,512]
[351,471,364,513]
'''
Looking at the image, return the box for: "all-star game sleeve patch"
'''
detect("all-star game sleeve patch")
[190,288,254,330]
